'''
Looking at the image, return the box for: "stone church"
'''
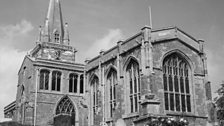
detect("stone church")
[4,0,212,126]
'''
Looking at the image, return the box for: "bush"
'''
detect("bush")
[0,121,33,126]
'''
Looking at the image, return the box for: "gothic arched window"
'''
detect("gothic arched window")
[126,59,140,113]
[80,74,84,94]
[52,71,61,91]
[107,68,117,118]
[39,69,50,90]
[69,73,78,93]
[163,53,191,112]
[91,76,99,115]
[56,96,75,115]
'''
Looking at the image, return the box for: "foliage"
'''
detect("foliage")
[145,117,188,126]
[0,121,33,126]
[214,82,224,122]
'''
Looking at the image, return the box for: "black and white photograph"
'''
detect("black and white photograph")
[0,0,223,126]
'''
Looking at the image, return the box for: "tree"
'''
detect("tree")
[214,81,224,125]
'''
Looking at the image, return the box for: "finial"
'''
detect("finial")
[149,6,152,29]
[43,0,64,43]
[63,22,70,45]
[38,26,42,42]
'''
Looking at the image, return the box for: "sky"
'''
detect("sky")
[0,0,224,121]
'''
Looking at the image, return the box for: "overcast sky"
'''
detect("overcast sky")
[0,0,223,120]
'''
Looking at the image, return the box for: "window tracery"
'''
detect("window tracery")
[107,68,117,118]
[91,76,99,115]
[126,59,140,113]
[163,53,191,112]
[56,96,75,115]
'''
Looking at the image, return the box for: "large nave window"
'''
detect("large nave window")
[91,76,99,115]
[126,59,140,113]
[163,53,191,112]
[107,68,117,118]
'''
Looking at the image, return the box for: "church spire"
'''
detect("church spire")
[43,0,65,44]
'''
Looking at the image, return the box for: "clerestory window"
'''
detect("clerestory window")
[163,53,191,112]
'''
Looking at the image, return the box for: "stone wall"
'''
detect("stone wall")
[85,26,210,126]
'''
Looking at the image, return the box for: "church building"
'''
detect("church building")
[4,0,88,125]
[4,0,212,126]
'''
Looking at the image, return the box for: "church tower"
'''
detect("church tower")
[32,0,76,62]
[11,0,88,125]
[40,0,69,45]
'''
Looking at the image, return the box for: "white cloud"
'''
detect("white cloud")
[0,20,33,47]
[0,20,33,120]
[83,29,124,59]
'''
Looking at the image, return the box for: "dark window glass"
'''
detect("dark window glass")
[52,71,61,91]
[169,66,172,75]
[40,73,44,90]
[130,96,133,113]
[73,77,77,93]
[175,94,180,111]
[57,74,61,91]
[110,103,113,117]
[163,74,167,91]
[134,95,138,112]
[113,85,116,99]
[180,77,184,93]
[164,66,167,74]
[134,77,137,93]
[169,75,173,91]
[52,74,56,90]
[181,95,186,112]
[187,95,191,112]
[185,78,190,93]
[184,65,188,76]
[165,93,169,110]
[174,75,179,92]
[129,69,133,94]
[170,93,174,111]
[80,75,84,93]
[45,73,49,90]
[39,70,49,90]
[69,74,78,93]
[69,78,73,92]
